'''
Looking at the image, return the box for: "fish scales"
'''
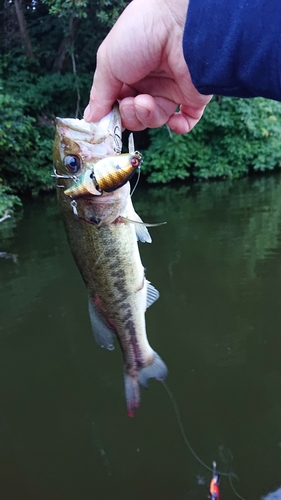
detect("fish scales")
[64,203,152,374]
[53,104,167,416]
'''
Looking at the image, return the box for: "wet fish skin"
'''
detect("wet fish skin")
[53,106,167,416]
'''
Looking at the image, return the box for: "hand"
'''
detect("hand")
[84,0,212,134]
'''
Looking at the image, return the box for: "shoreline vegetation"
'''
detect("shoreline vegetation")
[1,0,281,217]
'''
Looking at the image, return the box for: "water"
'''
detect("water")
[1,175,281,499]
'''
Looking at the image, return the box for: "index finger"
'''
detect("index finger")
[83,45,123,122]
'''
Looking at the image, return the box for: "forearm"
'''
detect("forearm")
[183,0,281,101]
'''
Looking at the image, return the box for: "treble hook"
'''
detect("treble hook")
[70,200,78,216]
[110,125,122,154]
[51,166,78,182]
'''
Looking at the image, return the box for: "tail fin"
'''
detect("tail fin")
[124,351,168,417]
[138,351,168,389]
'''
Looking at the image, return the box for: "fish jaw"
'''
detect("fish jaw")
[59,182,131,227]
[55,104,122,158]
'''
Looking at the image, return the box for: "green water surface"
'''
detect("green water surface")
[1,175,281,500]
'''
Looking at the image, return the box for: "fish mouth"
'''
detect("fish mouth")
[55,104,122,152]
[71,192,118,203]
[70,182,130,204]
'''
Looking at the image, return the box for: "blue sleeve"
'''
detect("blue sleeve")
[183,0,281,101]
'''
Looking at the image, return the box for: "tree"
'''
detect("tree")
[13,0,35,59]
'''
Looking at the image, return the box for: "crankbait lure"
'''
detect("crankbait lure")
[64,151,142,197]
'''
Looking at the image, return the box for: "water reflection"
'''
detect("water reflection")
[0,176,281,499]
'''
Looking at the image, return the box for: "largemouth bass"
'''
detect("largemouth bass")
[53,105,167,416]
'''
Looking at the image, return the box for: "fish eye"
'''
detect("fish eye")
[64,155,81,173]
[130,156,140,168]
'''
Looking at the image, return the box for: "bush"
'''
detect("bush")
[0,56,93,214]
[143,97,281,183]
[0,184,21,217]
[0,81,54,210]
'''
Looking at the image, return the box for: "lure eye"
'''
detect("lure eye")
[130,156,140,168]
[64,155,81,173]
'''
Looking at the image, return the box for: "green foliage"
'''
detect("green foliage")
[143,97,281,183]
[0,185,21,218]
[0,81,53,205]
[42,0,88,18]
[1,0,281,214]
[96,0,130,27]
[0,0,130,214]
[2,61,91,117]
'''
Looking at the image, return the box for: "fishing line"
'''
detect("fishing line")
[161,380,247,500]
[130,168,141,198]
[229,475,248,500]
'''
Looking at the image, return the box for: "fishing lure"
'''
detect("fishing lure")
[64,151,142,197]
[210,462,220,500]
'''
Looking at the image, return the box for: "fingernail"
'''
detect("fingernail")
[83,104,91,121]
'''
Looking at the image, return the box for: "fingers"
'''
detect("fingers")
[84,81,139,122]
[167,100,212,134]
[167,112,202,134]
[120,96,209,133]
[119,95,177,130]
[85,90,209,134]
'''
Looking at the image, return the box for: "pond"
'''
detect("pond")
[1,175,281,499]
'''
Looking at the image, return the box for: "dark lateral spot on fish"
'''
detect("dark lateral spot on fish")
[104,249,113,258]
[125,320,143,369]
[111,269,125,278]
[108,261,120,271]
[114,280,126,293]
[88,215,101,225]
[112,278,128,303]
[122,310,132,322]
[125,320,136,334]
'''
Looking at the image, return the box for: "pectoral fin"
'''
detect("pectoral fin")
[120,215,166,228]
[119,214,152,243]
[121,197,166,243]
[120,214,166,243]
[88,299,115,351]
[135,222,152,244]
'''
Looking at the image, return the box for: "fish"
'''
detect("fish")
[53,104,168,416]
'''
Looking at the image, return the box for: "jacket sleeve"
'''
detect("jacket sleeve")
[183,0,281,101]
